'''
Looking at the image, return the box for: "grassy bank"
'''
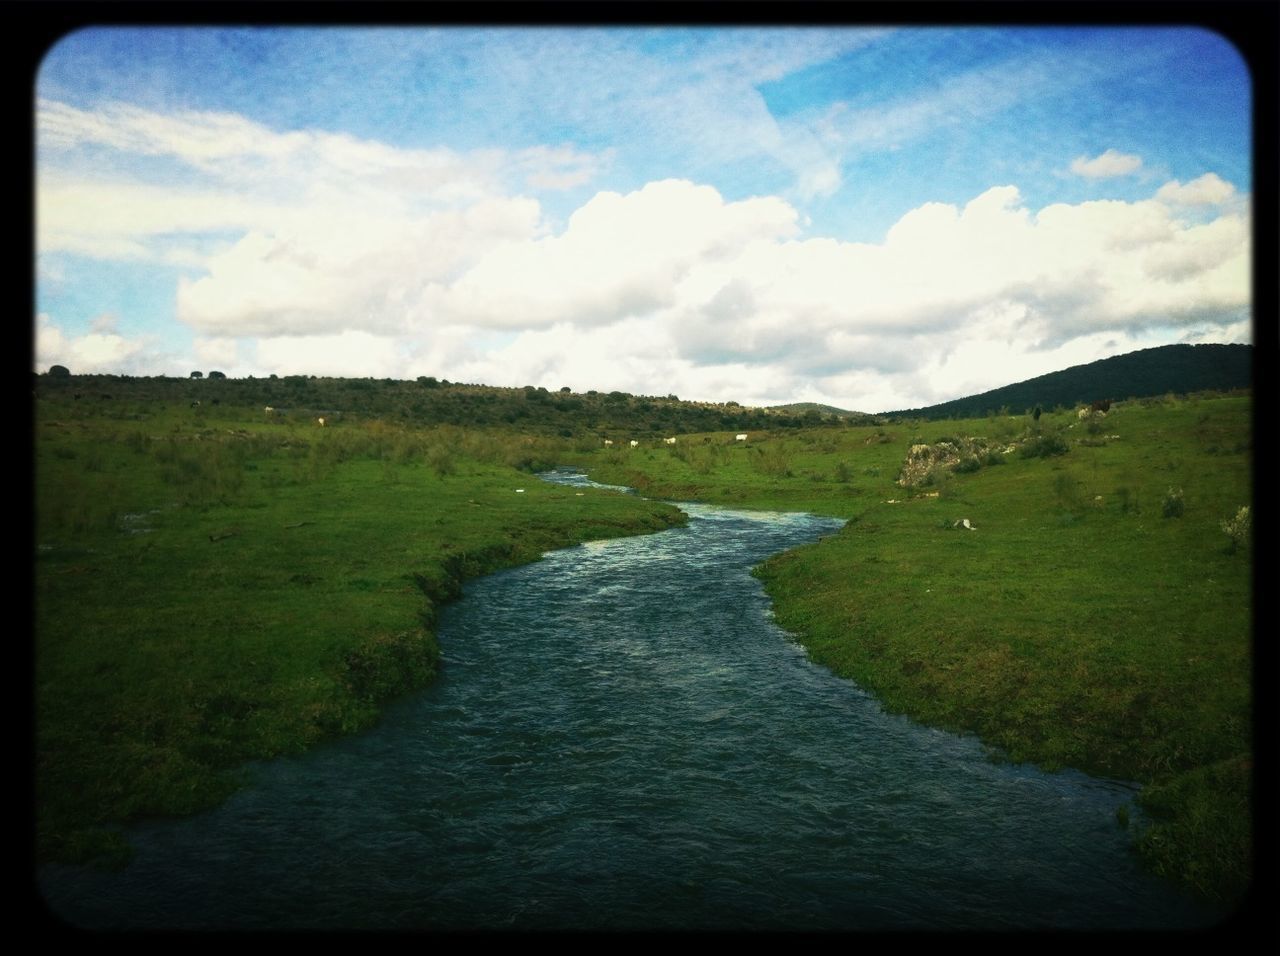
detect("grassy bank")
[574,393,1252,907]
[35,399,685,865]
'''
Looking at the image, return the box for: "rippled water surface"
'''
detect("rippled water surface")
[39,470,1221,931]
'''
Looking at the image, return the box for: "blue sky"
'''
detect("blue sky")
[36,26,1251,412]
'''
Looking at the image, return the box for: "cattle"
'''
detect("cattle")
[664,437,677,444]
[190,400,201,408]
[317,417,326,427]
[629,440,639,448]
[264,406,275,415]
[1089,399,1112,414]
[603,439,613,446]
[735,433,748,442]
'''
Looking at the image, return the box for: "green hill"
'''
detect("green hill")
[883,343,1252,419]
[768,401,874,422]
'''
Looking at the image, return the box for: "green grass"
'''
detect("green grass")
[35,393,1253,907]
[574,396,1253,907]
[36,401,685,865]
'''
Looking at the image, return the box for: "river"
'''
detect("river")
[37,469,1222,930]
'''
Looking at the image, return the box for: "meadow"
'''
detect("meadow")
[35,397,684,866]
[35,384,1252,909]
[572,393,1253,906]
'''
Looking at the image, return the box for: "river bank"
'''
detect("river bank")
[40,479,1220,930]
[574,394,1253,908]
[36,403,685,866]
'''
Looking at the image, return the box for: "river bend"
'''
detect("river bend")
[38,469,1218,930]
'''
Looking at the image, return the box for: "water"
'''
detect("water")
[38,469,1222,930]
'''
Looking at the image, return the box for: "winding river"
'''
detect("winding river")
[38,470,1222,930]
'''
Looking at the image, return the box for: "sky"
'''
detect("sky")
[35,25,1252,413]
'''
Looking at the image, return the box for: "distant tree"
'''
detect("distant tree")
[560,386,571,393]
[49,364,71,378]
[418,376,440,388]
[1033,406,1042,421]
[190,371,203,379]
[208,370,226,380]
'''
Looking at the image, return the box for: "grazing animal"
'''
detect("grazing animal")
[264,406,275,414]
[603,439,613,446]
[317,417,326,427]
[664,437,677,444]
[629,440,639,448]
[1089,399,1112,414]
[735,433,748,442]
[190,400,201,408]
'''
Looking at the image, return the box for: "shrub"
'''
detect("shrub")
[1019,434,1069,459]
[1220,506,1250,553]
[1162,487,1185,519]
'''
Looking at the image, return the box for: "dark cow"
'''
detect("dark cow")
[1090,399,1112,414]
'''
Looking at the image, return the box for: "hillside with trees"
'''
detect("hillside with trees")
[31,374,857,437]
[883,344,1252,420]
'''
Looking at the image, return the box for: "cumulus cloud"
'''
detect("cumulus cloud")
[425,180,799,329]
[174,173,1246,409]
[36,98,1250,412]
[1155,172,1236,206]
[36,313,153,374]
[253,331,404,378]
[1070,149,1143,179]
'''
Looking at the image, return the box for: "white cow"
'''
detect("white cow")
[264,406,275,414]
[630,440,639,448]
[735,433,748,442]
[604,439,614,446]
[317,417,326,427]
[664,437,677,444]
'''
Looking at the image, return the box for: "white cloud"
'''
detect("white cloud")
[425,180,799,329]
[253,331,404,379]
[192,336,241,370]
[36,96,1250,412]
[1070,149,1143,179]
[221,176,1246,409]
[36,313,153,374]
[1155,173,1236,206]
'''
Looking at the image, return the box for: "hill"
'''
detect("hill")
[882,343,1252,420]
[31,374,858,438]
[768,401,874,422]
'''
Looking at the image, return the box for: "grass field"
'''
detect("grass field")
[35,399,685,865]
[573,393,1253,906]
[34,389,1252,908]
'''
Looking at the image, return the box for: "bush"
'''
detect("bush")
[1019,434,1069,459]
[1161,487,1185,518]
[1220,506,1250,552]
